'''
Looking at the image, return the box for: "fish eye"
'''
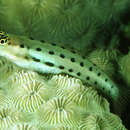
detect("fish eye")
[0,39,8,45]
[0,31,9,45]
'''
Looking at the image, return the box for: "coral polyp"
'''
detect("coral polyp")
[79,113,127,130]
[0,91,11,108]
[0,107,21,129]
[104,113,127,130]
[11,70,48,112]
[10,123,38,130]
[79,114,109,130]
[12,81,46,112]
[87,49,116,78]
[0,57,17,85]
[51,75,109,112]
[38,97,80,127]
[11,70,38,86]
[119,51,130,86]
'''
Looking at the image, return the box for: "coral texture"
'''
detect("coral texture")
[119,51,130,86]
[0,58,127,129]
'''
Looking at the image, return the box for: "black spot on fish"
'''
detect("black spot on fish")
[80,62,84,67]
[40,40,45,43]
[60,54,65,58]
[25,56,29,59]
[111,86,114,88]
[77,72,81,76]
[49,51,54,55]
[20,44,24,48]
[93,64,96,66]
[32,57,40,62]
[82,56,86,59]
[45,62,54,67]
[61,46,65,49]
[59,65,64,69]
[71,50,76,54]
[89,67,93,71]
[30,37,34,40]
[69,69,73,72]
[97,72,101,76]
[94,81,97,85]
[71,58,75,62]
[1,40,4,44]
[36,48,42,51]
[3,36,7,39]
[51,43,56,46]
[102,87,105,90]
[105,79,108,82]
[27,46,30,49]
[86,76,90,80]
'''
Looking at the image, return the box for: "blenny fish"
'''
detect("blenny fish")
[0,31,120,104]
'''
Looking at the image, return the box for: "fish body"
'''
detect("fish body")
[0,33,119,102]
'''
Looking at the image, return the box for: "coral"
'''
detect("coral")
[51,75,109,112]
[103,113,127,130]
[0,57,17,83]
[119,51,130,86]
[87,49,118,78]
[0,0,129,51]
[122,22,130,39]
[10,123,38,130]
[37,96,80,127]
[10,70,48,112]
[79,112,127,130]
[0,90,11,108]
[79,113,109,130]
[0,106,21,130]
[0,58,127,129]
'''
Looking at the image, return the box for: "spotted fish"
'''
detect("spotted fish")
[0,32,120,104]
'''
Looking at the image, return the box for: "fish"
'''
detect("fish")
[0,31,120,105]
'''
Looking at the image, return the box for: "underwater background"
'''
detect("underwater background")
[0,0,130,129]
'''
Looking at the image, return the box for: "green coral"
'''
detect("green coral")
[0,0,130,52]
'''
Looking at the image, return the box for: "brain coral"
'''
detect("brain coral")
[37,96,80,127]
[51,75,109,112]
[0,106,21,130]
[79,112,127,130]
[10,70,49,112]
[0,57,127,129]
[10,123,38,130]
